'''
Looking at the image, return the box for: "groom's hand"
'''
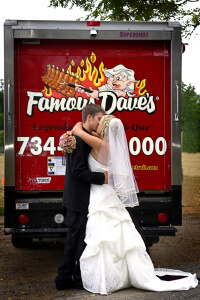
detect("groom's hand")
[104,172,108,184]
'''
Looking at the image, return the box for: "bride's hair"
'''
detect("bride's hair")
[99,115,115,137]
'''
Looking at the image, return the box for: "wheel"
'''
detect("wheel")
[146,237,159,246]
[12,235,33,248]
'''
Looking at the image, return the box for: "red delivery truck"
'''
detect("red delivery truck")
[4,20,182,247]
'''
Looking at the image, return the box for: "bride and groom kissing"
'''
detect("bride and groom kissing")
[55,104,198,295]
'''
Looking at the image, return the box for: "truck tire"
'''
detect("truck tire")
[146,237,159,247]
[12,235,33,248]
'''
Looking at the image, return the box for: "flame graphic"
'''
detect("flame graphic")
[90,52,96,64]
[80,59,84,67]
[67,60,76,74]
[42,86,52,97]
[71,60,75,66]
[76,66,82,78]
[76,54,106,87]
[67,65,72,74]
[136,79,147,95]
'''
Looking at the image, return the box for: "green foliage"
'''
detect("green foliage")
[182,83,200,153]
[0,114,3,131]
[0,79,4,130]
[0,130,4,147]
[0,86,4,131]
[0,90,3,114]
[49,0,200,37]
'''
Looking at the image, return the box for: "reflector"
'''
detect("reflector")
[158,212,167,223]
[87,21,100,26]
[19,214,29,225]
[54,214,64,224]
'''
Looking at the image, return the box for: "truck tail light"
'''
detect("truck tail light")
[87,21,100,26]
[18,214,29,225]
[158,212,168,223]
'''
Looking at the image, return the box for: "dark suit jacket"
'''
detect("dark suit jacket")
[62,129,105,213]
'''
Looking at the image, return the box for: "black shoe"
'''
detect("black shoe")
[74,284,84,290]
[73,277,84,290]
[56,282,75,290]
[55,278,75,290]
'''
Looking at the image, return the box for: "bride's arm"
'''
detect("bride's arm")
[72,122,102,151]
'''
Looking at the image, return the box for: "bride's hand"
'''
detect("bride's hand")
[71,122,82,135]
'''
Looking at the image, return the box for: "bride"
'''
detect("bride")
[72,114,198,295]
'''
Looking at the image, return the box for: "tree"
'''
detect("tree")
[0,114,3,131]
[0,90,3,115]
[0,81,4,136]
[49,0,200,37]
[182,83,200,152]
[0,87,4,131]
[0,130,4,147]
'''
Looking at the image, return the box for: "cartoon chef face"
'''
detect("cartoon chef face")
[105,64,137,94]
[107,73,133,91]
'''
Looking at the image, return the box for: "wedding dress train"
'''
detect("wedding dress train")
[80,154,198,295]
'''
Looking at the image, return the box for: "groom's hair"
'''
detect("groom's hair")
[82,104,105,123]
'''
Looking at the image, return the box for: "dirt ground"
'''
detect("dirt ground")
[0,153,4,213]
[0,153,200,300]
[182,152,200,214]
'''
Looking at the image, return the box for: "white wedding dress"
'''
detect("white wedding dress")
[80,154,198,295]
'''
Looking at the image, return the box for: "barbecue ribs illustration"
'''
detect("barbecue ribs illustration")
[41,65,82,97]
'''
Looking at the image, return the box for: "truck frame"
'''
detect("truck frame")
[4,20,182,246]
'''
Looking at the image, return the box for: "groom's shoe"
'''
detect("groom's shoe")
[55,278,75,290]
[56,282,75,290]
[74,277,84,290]
[74,283,84,290]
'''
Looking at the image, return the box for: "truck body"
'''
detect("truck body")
[4,20,182,246]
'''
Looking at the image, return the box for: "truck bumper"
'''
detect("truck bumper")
[141,226,177,245]
[5,226,177,239]
[141,226,177,236]
[4,227,68,238]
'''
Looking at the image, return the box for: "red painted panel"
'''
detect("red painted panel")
[14,39,171,191]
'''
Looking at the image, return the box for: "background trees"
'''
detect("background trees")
[182,83,200,152]
[49,0,200,37]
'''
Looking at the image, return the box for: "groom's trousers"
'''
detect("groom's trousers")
[55,210,88,287]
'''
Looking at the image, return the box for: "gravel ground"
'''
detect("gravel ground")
[0,153,199,299]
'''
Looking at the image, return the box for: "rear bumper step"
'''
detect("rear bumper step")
[141,226,177,236]
[5,226,177,238]
[4,228,68,237]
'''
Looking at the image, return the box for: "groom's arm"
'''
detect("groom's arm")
[69,137,105,185]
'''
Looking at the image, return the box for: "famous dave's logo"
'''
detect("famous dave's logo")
[26,52,157,117]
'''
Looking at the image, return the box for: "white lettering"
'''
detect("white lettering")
[26,91,156,116]
[129,137,167,156]
[26,91,43,116]
[100,91,117,114]
[155,137,167,155]
[99,92,156,114]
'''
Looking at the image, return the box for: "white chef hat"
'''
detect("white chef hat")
[104,64,137,83]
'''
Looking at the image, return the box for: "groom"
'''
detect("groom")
[55,104,106,290]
